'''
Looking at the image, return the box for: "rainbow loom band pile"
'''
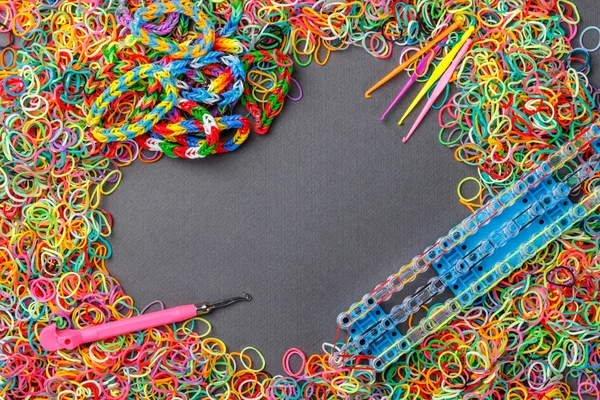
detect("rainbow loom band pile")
[1,0,600,398]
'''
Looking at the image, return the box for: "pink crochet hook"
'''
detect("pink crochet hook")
[380,39,447,121]
[39,294,252,351]
[402,38,473,143]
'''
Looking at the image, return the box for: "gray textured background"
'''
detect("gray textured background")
[104,4,600,376]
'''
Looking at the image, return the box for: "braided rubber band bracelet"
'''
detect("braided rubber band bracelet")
[87,63,178,142]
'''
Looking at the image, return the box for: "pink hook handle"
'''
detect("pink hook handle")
[40,304,197,351]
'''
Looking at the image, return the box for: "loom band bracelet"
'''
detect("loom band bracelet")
[208,66,243,96]
[271,51,294,68]
[151,114,244,139]
[116,6,179,35]
[87,64,178,143]
[217,0,243,38]
[179,80,245,108]
[142,115,250,157]
[100,41,152,67]
[151,118,205,137]
[244,98,272,135]
[137,134,216,158]
[145,105,220,146]
[214,36,246,54]
[172,50,244,77]
[174,56,245,106]
[85,68,164,126]
[186,104,220,146]
[241,50,292,133]
[131,0,215,60]
[214,116,251,154]
[208,53,246,84]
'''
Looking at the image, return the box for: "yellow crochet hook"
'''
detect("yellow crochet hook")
[398,26,475,126]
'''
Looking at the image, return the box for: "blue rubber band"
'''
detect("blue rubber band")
[579,26,600,53]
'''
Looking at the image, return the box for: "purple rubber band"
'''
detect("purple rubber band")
[287,77,303,101]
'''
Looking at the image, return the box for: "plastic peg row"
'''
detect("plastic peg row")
[332,124,600,371]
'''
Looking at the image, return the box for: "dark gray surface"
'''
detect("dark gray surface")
[103,5,600,376]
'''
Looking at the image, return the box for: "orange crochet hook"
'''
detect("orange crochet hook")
[364,20,462,99]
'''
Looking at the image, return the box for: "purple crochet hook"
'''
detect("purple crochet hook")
[380,38,447,121]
